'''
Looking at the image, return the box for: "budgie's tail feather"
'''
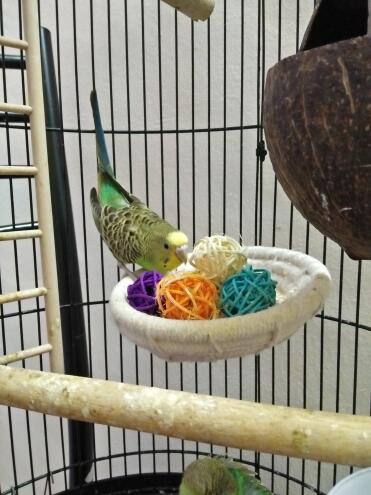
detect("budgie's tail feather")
[90,89,112,175]
[90,187,102,232]
[90,90,134,208]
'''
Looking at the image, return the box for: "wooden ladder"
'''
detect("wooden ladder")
[0,0,64,373]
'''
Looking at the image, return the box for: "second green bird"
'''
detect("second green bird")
[90,90,188,275]
[179,457,273,495]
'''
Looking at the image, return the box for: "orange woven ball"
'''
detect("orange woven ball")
[156,272,219,320]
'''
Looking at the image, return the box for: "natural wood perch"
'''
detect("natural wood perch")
[0,229,42,241]
[0,287,47,304]
[0,344,52,365]
[0,166,38,177]
[161,0,214,21]
[0,102,32,115]
[0,366,370,467]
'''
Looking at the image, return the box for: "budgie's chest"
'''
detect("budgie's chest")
[99,204,169,265]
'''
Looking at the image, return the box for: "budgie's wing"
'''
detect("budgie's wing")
[228,464,272,494]
[99,169,142,209]
[100,204,160,266]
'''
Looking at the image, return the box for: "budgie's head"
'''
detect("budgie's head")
[150,229,188,274]
[179,457,236,495]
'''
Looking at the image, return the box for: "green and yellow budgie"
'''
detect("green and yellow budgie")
[90,90,188,275]
[179,457,273,495]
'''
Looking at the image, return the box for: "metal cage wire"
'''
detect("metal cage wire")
[0,0,370,494]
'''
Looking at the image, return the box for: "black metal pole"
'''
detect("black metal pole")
[40,27,93,488]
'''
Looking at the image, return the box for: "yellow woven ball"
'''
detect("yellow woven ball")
[156,272,219,320]
[189,235,247,285]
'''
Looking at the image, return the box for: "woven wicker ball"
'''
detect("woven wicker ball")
[156,272,219,320]
[189,235,247,285]
[127,271,163,315]
[220,265,277,317]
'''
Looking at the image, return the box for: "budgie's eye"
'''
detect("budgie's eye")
[164,243,169,250]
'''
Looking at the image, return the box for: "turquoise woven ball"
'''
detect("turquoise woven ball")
[220,265,277,317]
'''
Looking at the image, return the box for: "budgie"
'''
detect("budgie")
[90,90,188,275]
[179,457,273,495]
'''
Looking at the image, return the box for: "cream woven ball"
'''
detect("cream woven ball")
[189,235,247,285]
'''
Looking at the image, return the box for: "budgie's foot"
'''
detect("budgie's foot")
[119,264,137,281]
[133,268,146,278]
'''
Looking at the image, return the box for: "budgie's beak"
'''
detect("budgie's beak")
[176,245,188,264]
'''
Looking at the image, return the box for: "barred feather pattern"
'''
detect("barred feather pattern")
[99,203,174,266]
[180,457,273,494]
[181,457,236,495]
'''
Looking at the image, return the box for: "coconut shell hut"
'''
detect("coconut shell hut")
[264,0,371,259]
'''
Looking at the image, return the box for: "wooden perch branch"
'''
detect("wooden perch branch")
[0,102,32,115]
[161,0,215,21]
[0,344,52,365]
[0,287,47,304]
[0,166,38,177]
[0,229,42,241]
[0,365,370,467]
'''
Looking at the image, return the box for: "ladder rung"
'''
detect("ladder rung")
[0,287,47,304]
[0,229,42,241]
[0,344,52,365]
[0,166,37,177]
[0,35,28,50]
[0,102,32,115]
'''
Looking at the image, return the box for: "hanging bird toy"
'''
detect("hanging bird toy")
[89,90,188,277]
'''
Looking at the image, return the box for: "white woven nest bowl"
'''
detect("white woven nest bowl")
[110,246,332,362]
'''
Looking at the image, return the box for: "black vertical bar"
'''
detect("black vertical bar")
[174,8,185,472]
[39,27,93,488]
[157,0,171,473]
[207,14,213,457]
[316,236,327,494]
[238,0,245,467]
[140,0,153,475]
[333,248,344,486]
[270,8,281,491]
[254,0,264,476]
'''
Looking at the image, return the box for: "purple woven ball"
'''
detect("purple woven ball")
[127,271,163,315]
